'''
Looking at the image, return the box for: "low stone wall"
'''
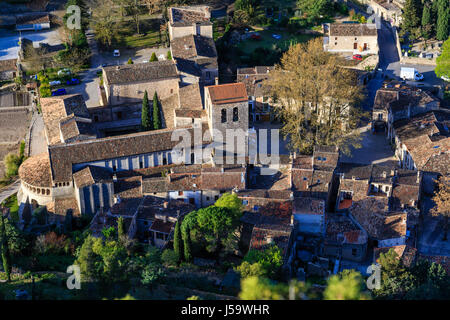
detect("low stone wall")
[400,56,437,66]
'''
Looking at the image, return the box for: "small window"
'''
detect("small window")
[221,109,227,123]
[139,161,143,169]
[206,196,210,201]
[233,107,239,122]
[170,89,173,94]
[334,42,337,45]
[323,157,327,161]
[335,37,337,40]
[317,179,321,183]
[214,195,219,201]
[355,37,357,40]
[352,248,357,256]
[94,115,99,122]
[178,191,183,196]
[163,157,167,165]
[303,177,308,181]
[253,205,259,212]
[317,156,322,160]
[242,200,248,205]
[113,165,117,172]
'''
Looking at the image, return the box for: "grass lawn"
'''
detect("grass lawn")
[113,17,166,49]
[1,193,19,222]
[237,30,316,54]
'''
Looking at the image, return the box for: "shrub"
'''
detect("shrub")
[34,231,72,255]
[161,249,179,266]
[4,153,20,177]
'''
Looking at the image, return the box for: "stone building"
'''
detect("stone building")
[168,6,213,40]
[369,0,402,27]
[0,59,17,81]
[102,61,180,106]
[324,23,378,55]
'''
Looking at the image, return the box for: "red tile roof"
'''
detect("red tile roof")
[207,83,248,105]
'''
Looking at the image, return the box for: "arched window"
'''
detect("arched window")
[221,109,227,123]
[233,107,239,122]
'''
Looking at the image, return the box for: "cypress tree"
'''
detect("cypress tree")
[117,216,125,238]
[421,3,432,39]
[127,58,134,64]
[152,91,161,130]
[183,226,193,262]
[167,50,172,60]
[141,90,151,131]
[402,0,421,33]
[173,221,183,262]
[0,214,12,282]
[437,0,450,41]
[150,52,158,62]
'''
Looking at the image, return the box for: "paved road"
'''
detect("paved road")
[30,113,47,156]
[342,22,398,165]
[417,196,450,256]
[0,29,62,60]
[0,180,21,204]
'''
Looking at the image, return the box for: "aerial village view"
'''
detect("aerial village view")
[0,0,449,307]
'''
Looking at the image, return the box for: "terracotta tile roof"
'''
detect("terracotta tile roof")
[73,166,112,188]
[350,197,407,240]
[114,176,143,199]
[171,35,217,61]
[249,224,293,260]
[391,184,420,211]
[170,6,211,25]
[394,111,450,173]
[40,94,91,145]
[59,115,96,143]
[149,219,174,234]
[0,59,17,72]
[48,124,211,183]
[16,12,49,25]
[325,215,362,243]
[241,198,293,226]
[236,66,273,97]
[142,177,168,193]
[373,88,399,110]
[343,230,367,244]
[179,83,203,110]
[329,23,378,37]
[374,245,417,267]
[136,197,194,221]
[293,197,325,215]
[160,93,179,129]
[18,153,52,188]
[103,61,178,85]
[109,198,142,216]
[206,83,248,105]
[46,197,80,217]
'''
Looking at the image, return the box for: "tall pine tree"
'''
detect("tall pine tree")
[437,0,450,41]
[152,91,161,130]
[141,90,152,131]
[173,221,183,263]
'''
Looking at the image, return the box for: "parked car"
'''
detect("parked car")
[272,34,281,40]
[352,54,363,61]
[441,75,450,82]
[51,88,67,96]
[49,80,61,86]
[66,78,80,85]
[251,33,262,40]
[57,68,71,76]
[113,49,120,57]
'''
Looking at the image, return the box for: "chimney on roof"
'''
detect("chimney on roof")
[221,167,224,173]
[382,171,387,178]
[293,152,297,159]
[163,201,169,209]
[176,209,180,218]
[390,170,395,176]
[290,192,294,200]
[416,171,420,184]
[290,215,294,226]
[352,176,356,180]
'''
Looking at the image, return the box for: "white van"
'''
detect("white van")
[400,67,424,81]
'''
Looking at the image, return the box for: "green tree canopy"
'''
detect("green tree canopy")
[150,52,158,62]
[152,91,161,130]
[141,90,152,131]
[324,269,371,300]
[436,0,450,41]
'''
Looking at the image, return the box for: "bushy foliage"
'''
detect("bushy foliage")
[324,269,371,300]
[240,245,283,279]
[34,232,72,255]
[3,153,20,177]
[161,249,179,266]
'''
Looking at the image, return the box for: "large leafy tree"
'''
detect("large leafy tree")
[435,37,450,79]
[266,38,365,155]
[239,277,312,300]
[436,0,450,41]
[431,175,450,240]
[236,245,283,279]
[373,249,417,299]
[90,0,119,48]
[324,269,371,300]
[0,214,12,282]
[297,0,332,22]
